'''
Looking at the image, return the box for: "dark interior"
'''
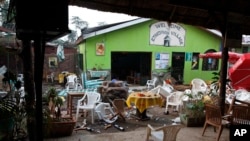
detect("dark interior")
[111,52,151,85]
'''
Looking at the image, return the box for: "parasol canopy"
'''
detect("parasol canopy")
[199,51,242,64]
[228,53,250,91]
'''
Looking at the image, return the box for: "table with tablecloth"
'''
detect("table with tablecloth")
[126,91,163,120]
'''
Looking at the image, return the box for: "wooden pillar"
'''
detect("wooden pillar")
[34,36,46,141]
[219,13,229,115]
[21,40,37,141]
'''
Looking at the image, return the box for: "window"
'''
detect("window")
[48,57,58,68]
[202,49,219,71]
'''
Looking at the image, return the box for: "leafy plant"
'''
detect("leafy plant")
[182,90,206,118]
[209,71,232,96]
[0,71,27,140]
[44,87,65,121]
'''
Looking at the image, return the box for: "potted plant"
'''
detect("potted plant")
[43,87,76,138]
[180,90,213,127]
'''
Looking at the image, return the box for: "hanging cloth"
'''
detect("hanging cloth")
[56,44,65,62]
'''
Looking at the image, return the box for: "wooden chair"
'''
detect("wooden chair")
[146,124,183,141]
[110,99,127,121]
[202,104,230,141]
[231,105,250,125]
[225,96,250,120]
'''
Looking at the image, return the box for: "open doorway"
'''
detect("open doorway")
[171,52,185,84]
[111,52,152,85]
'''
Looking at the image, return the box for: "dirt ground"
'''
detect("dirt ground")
[71,106,179,134]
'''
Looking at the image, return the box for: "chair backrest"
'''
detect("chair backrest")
[231,105,250,125]
[162,84,174,93]
[191,78,207,89]
[67,75,77,83]
[152,77,157,83]
[167,91,184,103]
[147,86,161,94]
[191,78,207,94]
[204,104,222,126]
[112,99,126,113]
[86,91,101,105]
[162,124,183,141]
[226,96,250,115]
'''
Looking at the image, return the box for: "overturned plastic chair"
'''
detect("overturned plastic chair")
[95,102,118,124]
[146,77,157,89]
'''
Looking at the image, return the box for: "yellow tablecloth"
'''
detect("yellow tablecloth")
[126,92,163,113]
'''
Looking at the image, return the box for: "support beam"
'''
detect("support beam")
[21,40,37,140]
[34,36,46,141]
[219,12,228,115]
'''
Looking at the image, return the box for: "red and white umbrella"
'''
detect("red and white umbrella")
[228,53,250,90]
[199,51,242,64]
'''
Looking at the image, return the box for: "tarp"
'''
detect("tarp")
[228,53,250,90]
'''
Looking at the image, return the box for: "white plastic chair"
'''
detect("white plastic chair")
[146,77,157,89]
[46,72,54,83]
[148,85,172,99]
[65,75,82,90]
[75,91,101,124]
[165,91,184,114]
[161,83,174,94]
[95,102,118,124]
[234,88,250,103]
[191,78,208,95]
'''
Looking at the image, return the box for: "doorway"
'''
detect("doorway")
[171,52,185,84]
[111,52,151,85]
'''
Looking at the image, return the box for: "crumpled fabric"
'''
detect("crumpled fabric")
[57,44,65,62]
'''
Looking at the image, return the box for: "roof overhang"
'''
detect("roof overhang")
[83,18,150,39]
[69,0,250,48]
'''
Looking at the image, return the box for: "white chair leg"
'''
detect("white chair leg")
[76,107,79,122]
[176,105,179,111]
[165,105,169,113]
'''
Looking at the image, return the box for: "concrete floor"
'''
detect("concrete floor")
[44,126,229,141]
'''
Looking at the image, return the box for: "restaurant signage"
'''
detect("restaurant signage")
[150,22,185,46]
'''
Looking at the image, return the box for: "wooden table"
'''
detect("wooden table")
[126,92,162,120]
[67,91,85,117]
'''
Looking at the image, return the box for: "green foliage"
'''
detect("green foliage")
[47,87,57,99]
[44,87,65,122]
[46,87,63,107]
[0,70,27,140]
[182,91,205,118]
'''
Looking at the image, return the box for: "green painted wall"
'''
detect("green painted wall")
[79,20,222,84]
